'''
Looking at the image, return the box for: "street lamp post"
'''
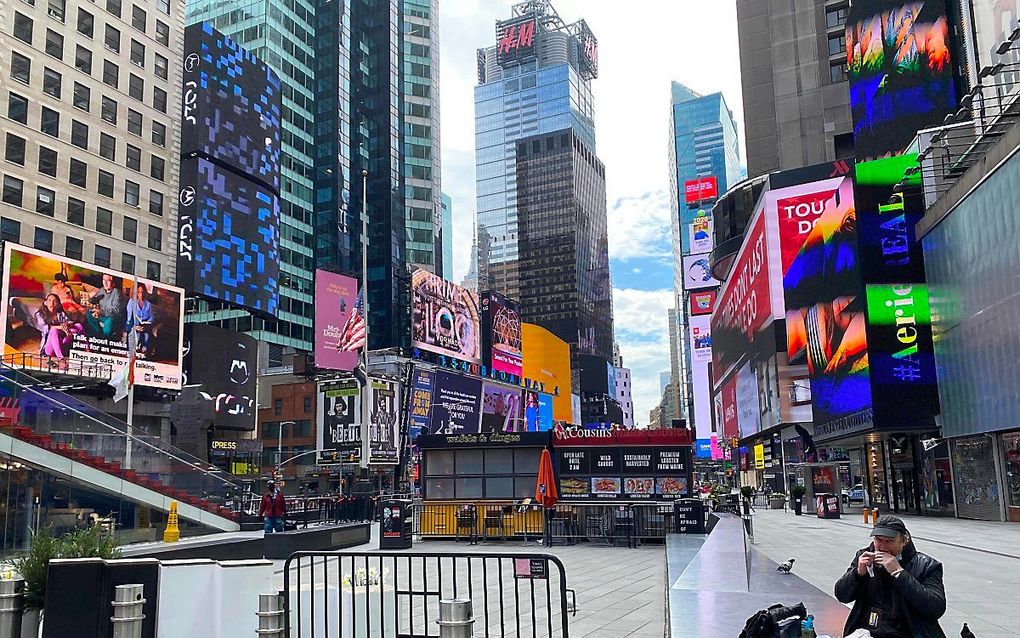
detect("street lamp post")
[277,420,295,481]
[360,170,371,470]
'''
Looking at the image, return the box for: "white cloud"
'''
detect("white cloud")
[607,190,673,262]
[612,288,674,423]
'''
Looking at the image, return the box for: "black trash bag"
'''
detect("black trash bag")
[738,602,807,638]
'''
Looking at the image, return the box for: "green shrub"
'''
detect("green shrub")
[791,483,807,498]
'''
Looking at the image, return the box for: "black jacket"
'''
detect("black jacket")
[834,541,947,638]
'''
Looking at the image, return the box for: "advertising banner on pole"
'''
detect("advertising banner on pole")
[317,378,361,465]
[366,377,401,465]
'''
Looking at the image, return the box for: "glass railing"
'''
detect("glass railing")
[0,364,244,525]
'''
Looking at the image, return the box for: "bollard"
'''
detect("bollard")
[863,507,870,523]
[871,508,879,524]
[256,593,285,637]
[0,578,24,638]
[437,598,475,638]
[110,584,145,638]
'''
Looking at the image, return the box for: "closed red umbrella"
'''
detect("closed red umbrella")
[535,448,558,508]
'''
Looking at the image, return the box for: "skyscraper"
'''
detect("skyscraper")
[440,192,452,280]
[473,0,598,300]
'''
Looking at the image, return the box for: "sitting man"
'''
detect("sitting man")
[834,515,947,638]
[86,273,124,339]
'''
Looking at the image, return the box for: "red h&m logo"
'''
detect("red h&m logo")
[499,20,536,54]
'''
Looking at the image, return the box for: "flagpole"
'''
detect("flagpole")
[125,274,138,470]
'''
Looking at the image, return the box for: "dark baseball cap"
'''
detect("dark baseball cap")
[870,515,908,538]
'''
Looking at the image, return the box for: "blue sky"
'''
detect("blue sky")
[440,1,744,423]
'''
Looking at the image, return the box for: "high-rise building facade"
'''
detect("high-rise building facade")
[736,0,853,179]
[1,0,185,280]
[517,128,613,364]
[473,0,598,300]
[440,192,452,280]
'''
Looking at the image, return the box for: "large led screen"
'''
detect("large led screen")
[681,254,720,291]
[182,22,282,191]
[480,381,523,433]
[411,270,481,365]
[182,324,257,430]
[846,1,959,161]
[783,174,874,435]
[314,270,361,371]
[177,157,281,316]
[1,244,184,389]
[522,323,572,422]
[481,291,522,378]
[971,0,1020,101]
[408,369,434,440]
[366,377,400,465]
[429,371,483,435]
[317,378,361,465]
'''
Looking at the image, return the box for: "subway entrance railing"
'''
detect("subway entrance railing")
[282,550,573,637]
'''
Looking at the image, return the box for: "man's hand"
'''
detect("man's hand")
[874,551,902,574]
[856,551,874,576]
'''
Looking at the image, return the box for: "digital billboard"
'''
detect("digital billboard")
[688,290,717,316]
[721,375,739,439]
[366,377,400,465]
[681,254,719,291]
[846,1,959,161]
[314,270,361,371]
[689,334,714,441]
[522,323,572,422]
[971,0,1020,101]
[408,369,434,440]
[429,370,483,435]
[480,381,523,433]
[182,324,257,430]
[773,184,841,276]
[177,157,281,316]
[411,269,481,365]
[181,22,282,192]
[684,177,719,206]
[689,214,714,253]
[689,315,712,364]
[1,244,184,389]
[480,291,522,378]
[735,361,759,438]
[317,378,361,465]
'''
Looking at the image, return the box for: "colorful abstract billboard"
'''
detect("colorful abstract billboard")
[411,270,481,365]
[1,244,184,389]
[317,378,361,465]
[366,377,400,465]
[773,184,840,276]
[430,371,483,435]
[481,381,524,433]
[846,1,959,161]
[688,290,717,316]
[313,270,361,371]
[481,291,522,378]
[522,323,572,421]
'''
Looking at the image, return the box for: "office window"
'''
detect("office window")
[45,29,63,59]
[73,82,90,111]
[147,224,161,250]
[827,33,846,57]
[154,54,168,80]
[93,245,111,268]
[10,53,31,84]
[7,93,28,124]
[145,260,160,281]
[151,121,166,147]
[155,20,169,46]
[125,144,140,170]
[125,180,140,207]
[99,132,116,160]
[104,24,120,52]
[65,236,83,260]
[40,107,59,137]
[148,190,163,216]
[121,252,135,273]
[98,170,114,197]
[34,227,53,252]
[35,187,55,216]
[830,61,848,84]
[103,60,119,88]
[47,0,65,21]
[150,156,164,181]
[127,110,142,136]
[122,215,136,242]
[4,134,26,165]
[38,146,57,177]
[129,74,144,101]
[43,68,61,98]
[106,0,121,18]
[0,217,22,243]
[96,206,112,234]
[826,6,847,29]
[101,97,117,124]
[75,45,92,74]
[152,87,167,113]
[13,13,33,44]
[2,176,24,207]
[303,396,312,413]
[273,399,282,415]
[130,40,144,67]
[67,197,85,225]
[157,0,169,15]
[77,8,94,37]
[131,5,146,31]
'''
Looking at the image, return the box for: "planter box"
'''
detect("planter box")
[769,497,786,510]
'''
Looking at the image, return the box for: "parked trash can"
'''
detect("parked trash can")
[379,499,413,549]
[673,499,706,534]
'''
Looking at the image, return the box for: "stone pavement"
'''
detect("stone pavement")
[273,528,666,638]
[750,507,1020,637]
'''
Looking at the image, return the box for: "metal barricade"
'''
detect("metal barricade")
[282,550,572,637]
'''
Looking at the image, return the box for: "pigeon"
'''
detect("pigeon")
[777,558,795,574]
[961,623,976,638]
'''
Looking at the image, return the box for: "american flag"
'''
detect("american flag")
[337,288,366,353]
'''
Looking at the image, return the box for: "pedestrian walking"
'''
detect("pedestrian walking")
[834,515,947,638]
[259,480,287,535]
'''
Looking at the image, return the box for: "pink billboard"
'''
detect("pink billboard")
[314,270,362,371]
